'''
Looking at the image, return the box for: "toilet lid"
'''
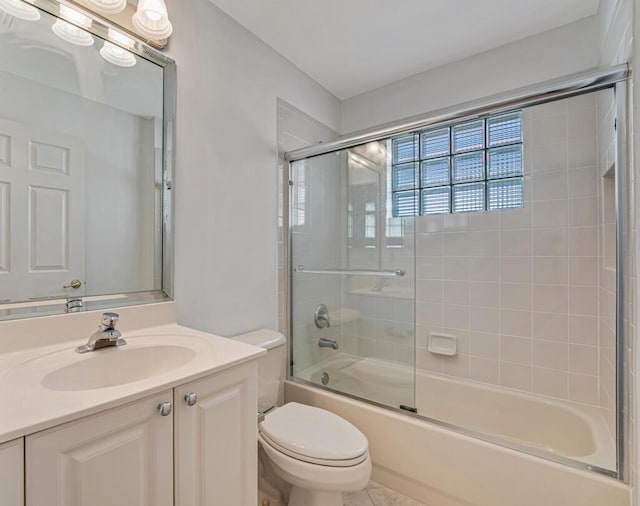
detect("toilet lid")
[259,403,368,462]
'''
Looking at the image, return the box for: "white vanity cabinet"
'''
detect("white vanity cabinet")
[20,361,258,506]
[0,438,24,506]
[174,362,258,506]
[26,390,174,506]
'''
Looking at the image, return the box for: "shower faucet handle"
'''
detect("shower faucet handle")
[314,304,331,329]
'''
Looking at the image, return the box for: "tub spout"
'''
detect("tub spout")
[319,337,338,350]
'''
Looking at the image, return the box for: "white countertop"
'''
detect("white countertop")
[0,305,265,444]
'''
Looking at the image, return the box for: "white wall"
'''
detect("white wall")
[340,17,599,134]
[165,0,340,337]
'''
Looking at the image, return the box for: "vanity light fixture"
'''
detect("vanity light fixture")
[0,0,41,21]
[132,0,172,40]
[84,0,126,15]
[52,5,94,46]
[100,28,136,67]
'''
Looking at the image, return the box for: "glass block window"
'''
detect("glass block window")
[391,111,523,216]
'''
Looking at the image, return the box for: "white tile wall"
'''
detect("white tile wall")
[415,95,604,406]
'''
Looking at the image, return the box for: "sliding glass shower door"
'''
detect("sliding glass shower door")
[289,142,416,410]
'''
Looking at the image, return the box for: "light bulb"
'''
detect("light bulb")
[58,4,92,28]
[0,0,40,21]
[107,28,134,48]
[52,20,94,46]
[100,29,136,67]
[84,0,126,15]
[100,41,136,67]
[132,0,172,40]
[52,6,93,46]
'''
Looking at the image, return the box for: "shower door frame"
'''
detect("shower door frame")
[284,64,630,481]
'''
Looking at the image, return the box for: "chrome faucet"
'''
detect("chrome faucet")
[76,312,127,353]
[319,337,339,350]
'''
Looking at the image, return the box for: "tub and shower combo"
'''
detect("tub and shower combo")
[282,66,632,505]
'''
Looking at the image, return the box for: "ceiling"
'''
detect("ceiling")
[208,0,600,99]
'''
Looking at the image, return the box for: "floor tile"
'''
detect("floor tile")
[344,481,426,506]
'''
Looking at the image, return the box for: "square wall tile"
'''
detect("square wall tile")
[532,257,568,284]
[532,171,568,201]
[533,340,568,370]
[501,335,532,364]
[533,285,569,314]
[469,331,500,359]
[569,286,598,316]
[533,200,568,229]
[469,257,499,281]
[444,280,470,305]
[501,362,532,390]
[469,356,500,384]
[568,227,598,256]
[568,167,597,198]
[569,344,598,375]
[443,353,470,378]
[501,257,532,283]
[569,257,598,286]
[470,281,499,307]
[569,197,598,227]
[500,283,531,311]
[533,229,568,256]
[568,373,598,405]
[470,307,499,333]
[531,142,568,174]
[500,309,532,337]
[532,367,568,398]
[469,230,500,256]
[532,312,569,341]
[569,315,598,345]
[499,207,532,229]
[501,229,532,256]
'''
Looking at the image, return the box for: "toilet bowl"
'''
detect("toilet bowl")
[259,402,371,506]
[233,330,371,506]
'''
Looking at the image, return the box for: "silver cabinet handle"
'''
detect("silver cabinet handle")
[184,392,198,406]
[158,401,172,416]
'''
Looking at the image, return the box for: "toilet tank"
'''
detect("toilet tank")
[233,329,286,413]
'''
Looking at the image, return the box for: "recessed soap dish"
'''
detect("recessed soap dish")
[428,332,457,356]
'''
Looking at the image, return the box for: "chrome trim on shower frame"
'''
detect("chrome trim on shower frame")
[285,65,628,162]
[614,80,629,483]
[285,64,631,481]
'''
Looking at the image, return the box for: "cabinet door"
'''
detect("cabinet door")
[175,362,258,506]
[0,438,24,506]
[26,391,174,506]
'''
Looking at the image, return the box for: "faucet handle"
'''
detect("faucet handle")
[100,312,119,329]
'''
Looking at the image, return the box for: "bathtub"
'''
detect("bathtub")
[291,354,625,506]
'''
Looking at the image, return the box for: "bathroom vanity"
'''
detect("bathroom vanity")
[0,303,264,506]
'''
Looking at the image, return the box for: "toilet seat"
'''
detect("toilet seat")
[259,402,369,467]
[260,431,368,467]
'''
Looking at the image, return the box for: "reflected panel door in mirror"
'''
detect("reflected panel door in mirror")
[0,119,85,301]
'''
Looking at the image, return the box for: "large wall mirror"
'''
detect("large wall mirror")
[0,0,175,320]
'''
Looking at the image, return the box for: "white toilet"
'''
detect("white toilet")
[234,329,371,506]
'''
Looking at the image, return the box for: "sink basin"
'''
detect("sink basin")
[41,345,197,391]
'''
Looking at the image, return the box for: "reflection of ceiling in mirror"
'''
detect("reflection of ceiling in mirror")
[0,9,162,118]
